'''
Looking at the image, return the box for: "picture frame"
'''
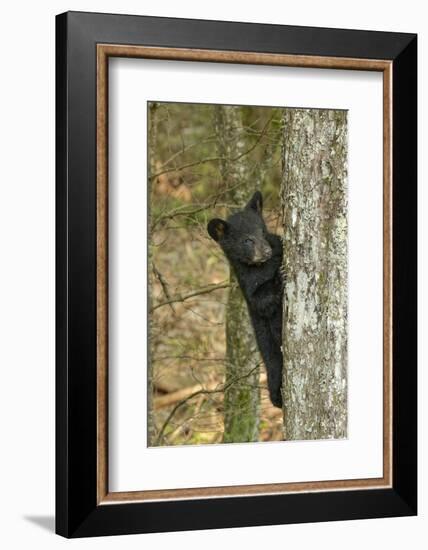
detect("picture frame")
[56,11,417,538]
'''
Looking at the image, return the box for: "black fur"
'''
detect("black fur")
[207,191,284,408]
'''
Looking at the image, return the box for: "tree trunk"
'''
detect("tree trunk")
[281,108,348,440]
[214,105,260,443]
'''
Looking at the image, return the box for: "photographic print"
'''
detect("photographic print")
[148,101,348,447]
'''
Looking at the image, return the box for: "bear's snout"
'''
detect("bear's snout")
[252,241,272,264]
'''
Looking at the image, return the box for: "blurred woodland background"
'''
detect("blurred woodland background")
[148,102,284,446]
[148,102,348,447]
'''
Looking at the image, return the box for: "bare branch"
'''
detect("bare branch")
[151,174,266,231]
[150,112,274,181]
[159,134,217,168]
[154,372,267,410]
[154,364,262,445]
[151,155,224,180]
[152,262,175,313]
[150,280,230,313]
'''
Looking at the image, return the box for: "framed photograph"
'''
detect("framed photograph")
[56,11,417,538]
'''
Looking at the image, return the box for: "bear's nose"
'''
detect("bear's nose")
[253,243,272,264]
[263,248,272,260]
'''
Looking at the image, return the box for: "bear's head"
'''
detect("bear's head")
[207,191,272,266]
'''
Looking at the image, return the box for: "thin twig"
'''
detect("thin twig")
[152,262,175,313]
[154,364,261,445]
[150,113,274,181]
[150,281,230,312]
[159,134,217,169]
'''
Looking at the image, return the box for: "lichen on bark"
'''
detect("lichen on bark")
[281,108,348,440]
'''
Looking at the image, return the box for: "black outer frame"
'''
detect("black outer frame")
[56,11,417,538]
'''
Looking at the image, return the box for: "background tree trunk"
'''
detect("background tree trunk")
[214,105,261,443]
[281,108,348,440]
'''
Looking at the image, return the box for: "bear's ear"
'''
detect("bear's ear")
[246,191,263,214]
[207,218,228,242]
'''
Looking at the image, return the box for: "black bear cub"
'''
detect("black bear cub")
[207,191,284,408]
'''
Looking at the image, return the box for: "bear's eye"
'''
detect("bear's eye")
[244,238,254,246]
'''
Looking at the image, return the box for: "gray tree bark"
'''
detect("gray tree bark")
[281,108,348,440]
[214,105,261,443]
